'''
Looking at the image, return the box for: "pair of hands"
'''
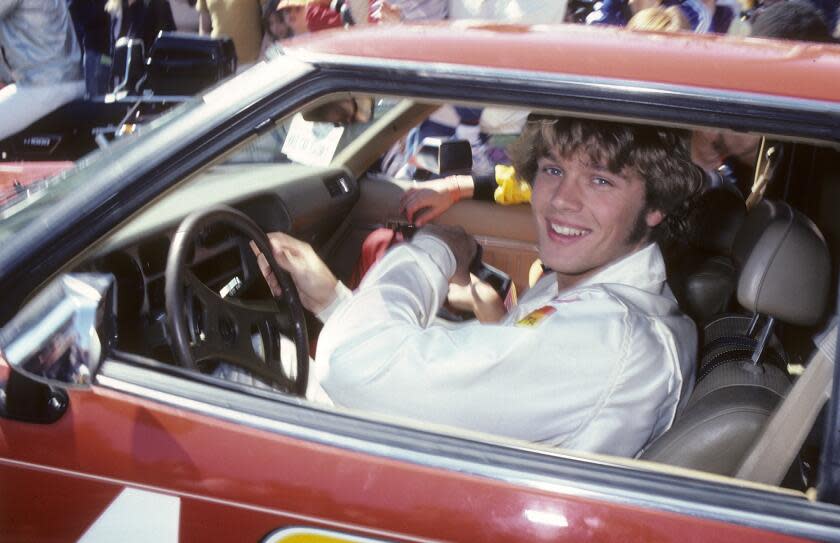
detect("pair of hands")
[255,224,505,323]
[252,175,497,320]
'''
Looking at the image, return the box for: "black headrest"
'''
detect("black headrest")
[690,185,746,255]
[737,203,830,326]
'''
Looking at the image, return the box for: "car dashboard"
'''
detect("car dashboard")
[79,162,358,364]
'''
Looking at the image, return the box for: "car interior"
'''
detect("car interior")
[70,91,840,498]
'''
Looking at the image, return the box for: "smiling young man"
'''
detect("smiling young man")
[267,116,704,457]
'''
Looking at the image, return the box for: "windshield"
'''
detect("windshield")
[224,97,397,167]
[0,56,316,243]
[0,97,205,242]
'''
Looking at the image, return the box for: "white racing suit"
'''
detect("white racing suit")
[312,235,697,457]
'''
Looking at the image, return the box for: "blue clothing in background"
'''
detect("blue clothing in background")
[67,0,111,95]
[586,0,737,33]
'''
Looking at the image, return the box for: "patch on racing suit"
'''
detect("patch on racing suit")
[515,305,556,327]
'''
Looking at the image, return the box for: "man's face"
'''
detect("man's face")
[267,13,290,41]
[531,149,664,289]
[282,6,309,36]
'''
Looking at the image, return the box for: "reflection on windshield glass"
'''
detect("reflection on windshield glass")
[0,98,203,242]
[0,58,315,244]
[226,97,397,167]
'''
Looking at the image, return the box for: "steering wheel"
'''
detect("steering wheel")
[165,205,309,395]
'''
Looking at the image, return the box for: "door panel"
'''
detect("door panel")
[1,372,824,542]
[0,460,123,541]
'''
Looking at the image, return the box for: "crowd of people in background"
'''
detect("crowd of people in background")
[0,0,839,142]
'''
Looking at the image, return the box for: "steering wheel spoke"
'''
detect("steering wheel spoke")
[165,206,309,395]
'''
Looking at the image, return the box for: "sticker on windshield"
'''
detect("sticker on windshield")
[281,114,344,167]
[262,527,391,543]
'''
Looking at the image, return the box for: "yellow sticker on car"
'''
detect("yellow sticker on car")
[263,527,391,543]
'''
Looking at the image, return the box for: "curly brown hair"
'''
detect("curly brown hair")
[508,116,706,244]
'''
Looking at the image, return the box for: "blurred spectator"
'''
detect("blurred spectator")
[263,0,291,41]
[197,0,262,64]
[276,0,311,35]
[262,1,347,60]
[449,0,567,23]
[273,0,344,35]
[587,0,737,33]
[627,5,691,29]
[261,0,289,58]
[67,0,112,96]
[750,0,834,42]
[370,0,447,22]
[688,4,837,194]
[0,0,86,140]
[107,0,177,53]
[296,0,344,32]
[708,0,741,34]
[344,0,368,24]
[798,0,838,35]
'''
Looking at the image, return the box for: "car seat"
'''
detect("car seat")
[639,203,831,477]
[674,184,746,324]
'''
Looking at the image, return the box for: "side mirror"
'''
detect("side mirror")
[0,274,117,389]
[412,137,473,180]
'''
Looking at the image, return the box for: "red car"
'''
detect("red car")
[2,23,840,542]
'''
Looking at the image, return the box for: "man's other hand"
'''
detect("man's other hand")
[420,224,477,285]
[399,175,473,226]
[447,274,507,323]
[253,232,339,314]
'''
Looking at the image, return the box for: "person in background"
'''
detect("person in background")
[67,0,112,96]
[263,0,291,41]
[275,0,315,36]
[369,0,447,22]
[448,0,567,23]
[108,0,176,53]
[627,5,691,30]
[305,0,349,31]
[196,0,262,65]
[690,0,835,193]
[587,0,737,33]
[805,0,839,36]
[260,0,290,58]
[262,0,345,59]
[749,0,834,42]
[0,0,85,140]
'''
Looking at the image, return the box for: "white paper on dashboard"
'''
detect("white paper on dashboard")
[281,114,345,167]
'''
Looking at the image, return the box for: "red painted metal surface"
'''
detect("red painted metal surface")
[286,23,840,104]
[0,385,816,542]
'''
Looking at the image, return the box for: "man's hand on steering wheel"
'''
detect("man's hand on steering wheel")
[253,232,340,315]
[165,206,309,395]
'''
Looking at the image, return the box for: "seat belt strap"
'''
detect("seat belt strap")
[735,322,837,485]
